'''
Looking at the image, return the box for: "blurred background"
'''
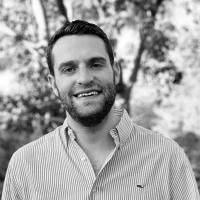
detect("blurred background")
[0,0,200,195]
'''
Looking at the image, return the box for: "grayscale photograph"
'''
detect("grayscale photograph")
[0,0,200,199]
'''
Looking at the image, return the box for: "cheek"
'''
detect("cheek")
[99,70,115,82]
[60,86,71,95]
[56,77,72,92]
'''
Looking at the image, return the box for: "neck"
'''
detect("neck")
[66,106,121,146]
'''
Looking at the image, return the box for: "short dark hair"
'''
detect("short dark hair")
[46,20,114,76]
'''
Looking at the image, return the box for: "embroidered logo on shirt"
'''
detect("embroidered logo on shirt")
[136,185,144,189]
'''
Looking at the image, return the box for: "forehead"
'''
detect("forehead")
[52,35,109,66]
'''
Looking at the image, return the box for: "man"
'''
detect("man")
[2,20,199,199]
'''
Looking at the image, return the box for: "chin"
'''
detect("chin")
[77,104,102,115]
[75,113,106,127]
[76,109,106,126]
[70,103,112,127]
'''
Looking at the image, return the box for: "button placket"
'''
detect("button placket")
[68,127,96,183]
[90,185,100,196]
[67,140,96,192]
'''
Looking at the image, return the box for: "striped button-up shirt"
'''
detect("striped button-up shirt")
[2,109,200,199]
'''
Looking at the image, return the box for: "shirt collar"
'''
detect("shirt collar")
[60,108,134,148]
[115,109,134,147]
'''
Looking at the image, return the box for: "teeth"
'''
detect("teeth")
[77,91,98,98]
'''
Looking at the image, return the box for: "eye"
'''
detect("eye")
[91,62,103,69]
[61,66,76,74]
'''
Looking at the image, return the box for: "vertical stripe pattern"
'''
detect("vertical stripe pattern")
[2,109,200,199]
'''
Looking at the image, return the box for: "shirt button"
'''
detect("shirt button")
[92,188,97,193]
[81,157,87,162]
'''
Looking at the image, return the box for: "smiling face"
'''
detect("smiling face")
[49,35,120,127]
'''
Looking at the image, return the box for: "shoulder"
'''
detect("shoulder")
[131,122,186,158]
[9,126,62,167]
[128,123,193,174]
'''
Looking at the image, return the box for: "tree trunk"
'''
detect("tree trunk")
[124,0,165,113]
[124,39,145,112]
[30,0,49,41]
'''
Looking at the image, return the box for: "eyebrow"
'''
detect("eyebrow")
[88,57,107,64]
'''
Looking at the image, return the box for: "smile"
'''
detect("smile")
[77,91,99,98]
[74,90,101,98]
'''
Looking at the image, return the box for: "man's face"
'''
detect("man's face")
[49,35,120,126]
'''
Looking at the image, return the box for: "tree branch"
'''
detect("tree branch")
[56,0,71,22]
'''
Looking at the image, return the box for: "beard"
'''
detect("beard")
[58,80,116,127]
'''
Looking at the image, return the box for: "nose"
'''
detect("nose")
[76,65,94,85]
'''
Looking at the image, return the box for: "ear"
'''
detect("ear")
[48,74,59,97]
[113,61,120,85]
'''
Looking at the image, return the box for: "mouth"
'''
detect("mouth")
[73,90,102,98]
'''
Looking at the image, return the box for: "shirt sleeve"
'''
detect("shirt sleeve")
[169,146,200,199]
[2,154,23,200]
